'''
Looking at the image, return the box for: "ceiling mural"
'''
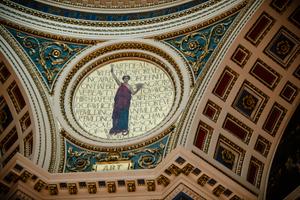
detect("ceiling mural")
[64,134,169,172]
[0,0,299,199]
[5,27,88,91]
[57,40,191,147]
[164,13,238,78]
[73,60,174,140]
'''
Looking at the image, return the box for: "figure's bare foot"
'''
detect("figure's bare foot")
[122,130,129,135]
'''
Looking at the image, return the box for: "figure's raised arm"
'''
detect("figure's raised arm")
[111,66,121,86]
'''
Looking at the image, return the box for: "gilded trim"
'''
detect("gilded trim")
[172,1,247,148]
[68,54,177,138]
[154,1,247,40]
[0,26,57,172]
[60,126,174,152]
[1,22,100,45]
[60,42,185,146]
[3,0,222,27]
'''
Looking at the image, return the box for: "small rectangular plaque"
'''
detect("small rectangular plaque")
[93,160,132,172]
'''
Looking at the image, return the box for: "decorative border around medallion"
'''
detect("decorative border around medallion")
[55,40,191,147]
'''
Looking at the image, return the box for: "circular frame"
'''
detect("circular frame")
[54,39,191,147]
[72,58,175,140]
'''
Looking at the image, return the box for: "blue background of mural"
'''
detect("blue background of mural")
[64,135,169,172]
[5,27,87,90]
[164,14,238,78]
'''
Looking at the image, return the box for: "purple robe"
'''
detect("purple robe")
[109,84,131,134]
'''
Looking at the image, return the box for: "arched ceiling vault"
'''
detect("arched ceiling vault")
[0,0,299,199]
[41,0,193,10]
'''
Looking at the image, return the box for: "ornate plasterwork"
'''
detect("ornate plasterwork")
[46,0,189,9]
[155,2,246,41]
[5,27,88,91]
[175,0,263,148]
[0,0,248,173]
[63,134,169,172]
[0,0,244,38]
[0,26,58,172]
[55,39,191,148]
[0,21,99,44]
[0,147,256,199]
[3,0,218,25]
[0,0,299,199]
[58,126,174,172]
[164,13,238,78]
[72,59,175,140]
[0,1,246,41]
[0,5,245,95]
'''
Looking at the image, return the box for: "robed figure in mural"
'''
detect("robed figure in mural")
[109,66,143,135]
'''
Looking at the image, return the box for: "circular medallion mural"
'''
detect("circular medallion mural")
[73,59,175,140]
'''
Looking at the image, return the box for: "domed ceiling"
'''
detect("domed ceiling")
[0,0,299,199]
[46,0,186,9]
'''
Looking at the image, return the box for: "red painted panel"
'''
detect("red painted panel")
[214,72,233,97]
[247,162,258,184]
[264,107,281,133]
[224,118,247,140]
[194,127,207,150]
[247,15,271,41]
[252,63,277,85]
